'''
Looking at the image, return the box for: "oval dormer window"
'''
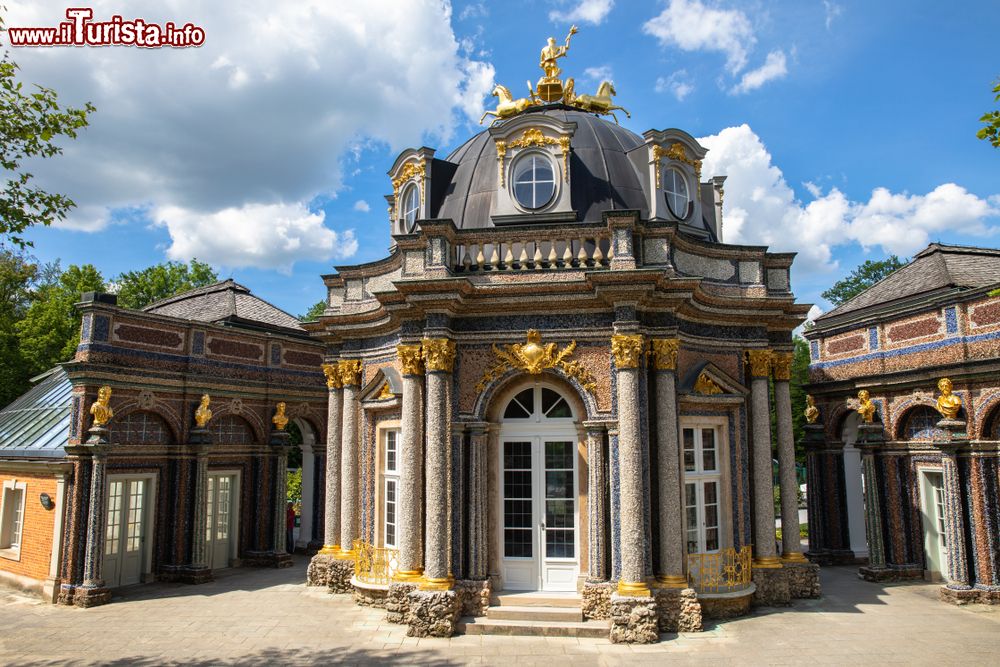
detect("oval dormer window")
[512,153,556,210]
[663,167,690,220]
[400,183,420,232]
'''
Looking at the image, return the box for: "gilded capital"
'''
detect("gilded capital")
[397,344,425,376]
[322,363,342,390]
[338,359,363,387]
[771,352,793,381]
[745,350,772,378]
[649,338,680,371]
[611,334,645,369]
[422,338,456,373]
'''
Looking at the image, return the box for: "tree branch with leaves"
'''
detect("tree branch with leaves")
[978,78,1000,148]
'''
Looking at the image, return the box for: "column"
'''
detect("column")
[81,447,108,588]
[298,444,315,550]
[319,364,342,554]
[746,350,780,567]
[395,343,425,581]
[772,352,806,563]
[338,359,363,558]
[856,422,886,572]
[611,332,650,596]
[189,434,211,570]
[585,421,608,581]
[272,432,291,555]
[937,434,971,589]
[650,338,686,586]
[420,337,455,589]
[467,423,489,580]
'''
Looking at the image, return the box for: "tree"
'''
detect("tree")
[978,78,1000,148]
[1,14,96,248]
[114,259,218,310]
[820,256,905,306]
[0,250,37,407]
[790,337,810,458]
[16,262,105,377]
[299,300,326,321]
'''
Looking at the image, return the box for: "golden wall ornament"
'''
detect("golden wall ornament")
[648,338,680,371]
[508,127,560,150]
[771,352,793,381]
[497,129,572,185]
[805,395,820,424]
[272,402,289,431]
[322,363,342,390]
[90,386,114,428]
[495,139,507,186]
[935,378,962,420]
[856,390,877,424]
[475,329,596,394]
[391,159,426,218]
[376,382,394,400]
[666,142,702,182]
[745,350,772,378]
[422,338,456,374]
[611,334,645,369]
[194,394,213,428]
[397,344,424,376]
[693,372,723,395]
[559,135,571,182]
[338,359,363,387]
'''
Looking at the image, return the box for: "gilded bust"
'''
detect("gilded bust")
[804,395,820,424]
[194,394,213,428]
[272,402,289,431]
[856,389,877,424]
[935,378,962,420]
[90,386,114,427]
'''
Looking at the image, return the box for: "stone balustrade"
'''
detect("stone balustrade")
[452,234,612,272]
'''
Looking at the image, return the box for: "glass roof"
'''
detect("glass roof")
[0,367,71,458]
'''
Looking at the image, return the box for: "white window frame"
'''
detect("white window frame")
[511,151,557,211]
[383,428,400,548]
[663,166,691,220]
[1,479,29,561]
[680,420,728,555]
[399,184,420,233]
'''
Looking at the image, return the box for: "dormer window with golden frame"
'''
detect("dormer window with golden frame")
[663,166,691,220]
[399,183,420,233]
[512,152,557,211]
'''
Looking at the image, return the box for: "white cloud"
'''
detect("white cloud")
[643,0,755,74]
[549,0,615,25]
[698,125,1000,275]
[730,50,787,94]
[654,70,694,101]
[154,203,357,273]
[584,65,614,81]
[459,2,488,20]
[3,1,493,270]
[823,1,843,30]
[353,200,371,213]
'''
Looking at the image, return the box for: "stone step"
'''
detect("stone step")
[486,605,583,622]
[459,616,610,638]
[493,592,582,608]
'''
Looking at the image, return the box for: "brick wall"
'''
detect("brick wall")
[0,471,58,582]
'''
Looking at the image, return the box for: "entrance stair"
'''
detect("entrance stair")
[458,592,610,638]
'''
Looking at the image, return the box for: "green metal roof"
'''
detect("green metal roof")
[0,367,71,458]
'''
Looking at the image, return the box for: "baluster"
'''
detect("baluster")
[518,243,529,269]
[490,244,501,271]
[578,238,589,267]
[533,242,543,268]
[592,238,604,265]
[562,240,573,267]
[462,245,472,271]
[476,244,485,271]
[503,243,514,270]
[547,242,558,268]
[607,236,615,261]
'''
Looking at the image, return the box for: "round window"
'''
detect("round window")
[512,154,556,210]
[663,167,690,219]
[400,184,420,232]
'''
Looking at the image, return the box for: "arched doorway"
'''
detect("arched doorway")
[839,412,868,558]
[290,418,319,552]
[496,381,580,592]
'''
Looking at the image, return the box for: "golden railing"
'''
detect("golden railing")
[686,546,753,594]
[352,539,399,585]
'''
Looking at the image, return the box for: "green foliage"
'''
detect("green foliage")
[286,468,302,505]
[977,79,1000,148]
[299,300,326,321]
[0,16,96,248]
[0,250,38,406]
[790,337,810,457]
[15,262,105,378]
[821,255,905,306]
[114,259,218,310]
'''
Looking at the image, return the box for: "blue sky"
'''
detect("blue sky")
[5,0,999,319]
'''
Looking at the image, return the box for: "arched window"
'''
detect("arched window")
[903,406,946,441]
[211,415,255,446]
[663,167,690,219]
[399,184,419,233]
[512,153,556,210]
[502,386,573,421]
[110,411,173,445]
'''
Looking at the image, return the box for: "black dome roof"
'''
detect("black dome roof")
[434,107,649,229]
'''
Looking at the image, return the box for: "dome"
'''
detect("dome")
[434,106,649,229]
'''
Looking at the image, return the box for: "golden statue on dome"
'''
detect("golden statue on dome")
[535,25,578,101]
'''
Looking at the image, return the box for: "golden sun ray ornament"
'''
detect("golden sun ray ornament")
[476,329,596,394]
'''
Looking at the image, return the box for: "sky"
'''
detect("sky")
[3,0,999,320]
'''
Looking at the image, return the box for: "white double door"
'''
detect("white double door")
[205,474,236,570]
[500,433,579,592]
[104,476,150,588]
[919,470,948,579]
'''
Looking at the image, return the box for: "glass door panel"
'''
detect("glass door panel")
[543,441,575,559]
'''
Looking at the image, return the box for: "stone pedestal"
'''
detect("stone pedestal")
[406,589,461,638]
[653,586,702,632]
[306,552,335,587]
[751,567,790,607]
[242,550,293,568]
[387,582,418,624]
[455,579,491,617]
[582,581,614,620]
[72,584,112,608]
[784,561,821,599]
[325,558,354,594]
[609,593,658,644]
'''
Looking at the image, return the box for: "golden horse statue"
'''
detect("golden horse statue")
[479,84,540,125]
[564,79,631,125]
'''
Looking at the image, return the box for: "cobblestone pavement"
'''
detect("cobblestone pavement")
[1,558,998,666]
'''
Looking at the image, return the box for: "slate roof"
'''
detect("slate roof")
[0,367,71,458]
[142,280,305,333]
[816,244,1000,322]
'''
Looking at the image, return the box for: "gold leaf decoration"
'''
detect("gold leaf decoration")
[475,329,596,395]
